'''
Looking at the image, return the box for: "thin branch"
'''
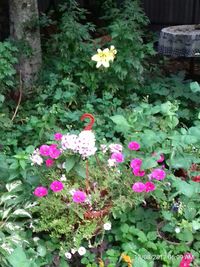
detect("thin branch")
[11,71,23,122]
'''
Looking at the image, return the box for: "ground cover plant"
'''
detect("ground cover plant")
[1,0,200,266]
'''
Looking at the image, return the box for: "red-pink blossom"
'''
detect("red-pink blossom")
[39,145,50,156]
[34,186,48,197]
[128,141,140,151]
[111,152,124,163]
[132,167,145,177]
[145,181,156,192]
[50,180,64,192]
[49,144,61,159]
[72,190,87,203]
[179,253,194,267]
[132,182,146,192]
[45,158,54,167]
[152,152,165,163]
[130,158,142,169]
[150,168,166,180]
[54,132,63,141]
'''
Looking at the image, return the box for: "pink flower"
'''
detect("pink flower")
[111,152,124,163]
[45,158,54,167]
[132,167,145,177]
[179,253,194,267]
[128,141,140,151]
[49,144,61,159]
[54,133,63,141]
[150,168,166,180]
[50,180,64,192]
[145,181,156,192]
[132,182,146,193]
[39,145,50,156]
[130,158,142,169]
[152,152,165,163]
[72,190,87,203]
[34,186,48,197]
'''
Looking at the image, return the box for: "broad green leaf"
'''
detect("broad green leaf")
[64,156,77,173]
[7,246,30,267]
[12,209,32,218]
[141,157,157,169]
[110,115,130,133]
[190,81,200,92]
[192,220,200,230]
[74,163,86,179]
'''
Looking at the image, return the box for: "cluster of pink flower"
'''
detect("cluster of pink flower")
[61,131,97,158]
[128,141,166,193]
[34,181,87,204]
[179,253,194,267]
[34,180,64,197]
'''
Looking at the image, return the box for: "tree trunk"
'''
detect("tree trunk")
[9,0,42,88]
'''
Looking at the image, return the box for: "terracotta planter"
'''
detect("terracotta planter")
[84,204,112,220]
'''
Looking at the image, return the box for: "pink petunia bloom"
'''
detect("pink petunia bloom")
[132,182,146,193]
[49,144,61,159]
[132,167,145,177]
[110,152,124,163]
[50,180,64,192]
[72,190,87,203]
[179,253,194,267]
[34,186,48,197]
[54,133,63,141]
[130,158,142,169]
[39,145,50,156]
[150,168,166,180]
[128,141,140,151]
[152,152,165,163]
[145,181,156,192]
[45,158,54,167]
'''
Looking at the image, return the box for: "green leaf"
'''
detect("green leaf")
[37,245,47,257]
[192,220,200,230]
[74,163,86,178]
[12,209,32,218]
[7,246,30,267]
[64,156,76,173]
[141,157,157,169]
[190,81,200,92]
[110,115,130,133]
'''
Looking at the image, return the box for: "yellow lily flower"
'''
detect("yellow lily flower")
[91,46,117,68]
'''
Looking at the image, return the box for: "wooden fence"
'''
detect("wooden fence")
[141,0,200,25]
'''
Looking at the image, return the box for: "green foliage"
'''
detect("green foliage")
[0,41,18,90]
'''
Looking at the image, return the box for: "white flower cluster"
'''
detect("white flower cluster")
[61,131,97,159]
[65,246,86,260]
[30,149,43,165]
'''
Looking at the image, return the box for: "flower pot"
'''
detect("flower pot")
[84,204,112,220]
[157,221,192,246]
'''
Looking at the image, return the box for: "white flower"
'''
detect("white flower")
[103,222,112,231]
[61,134,78,151]
[175,227,181,233]
[109,143,123,153]
[100,144,108,153]
[107,158,117,168]
[69,189,76,195]
[30,149,43,166]
[65,252,72,259]
[76,130,97,158]
[71,248,76,254]
[60,174,67,181]
[33,237,40,242]
[78,246,86,256]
